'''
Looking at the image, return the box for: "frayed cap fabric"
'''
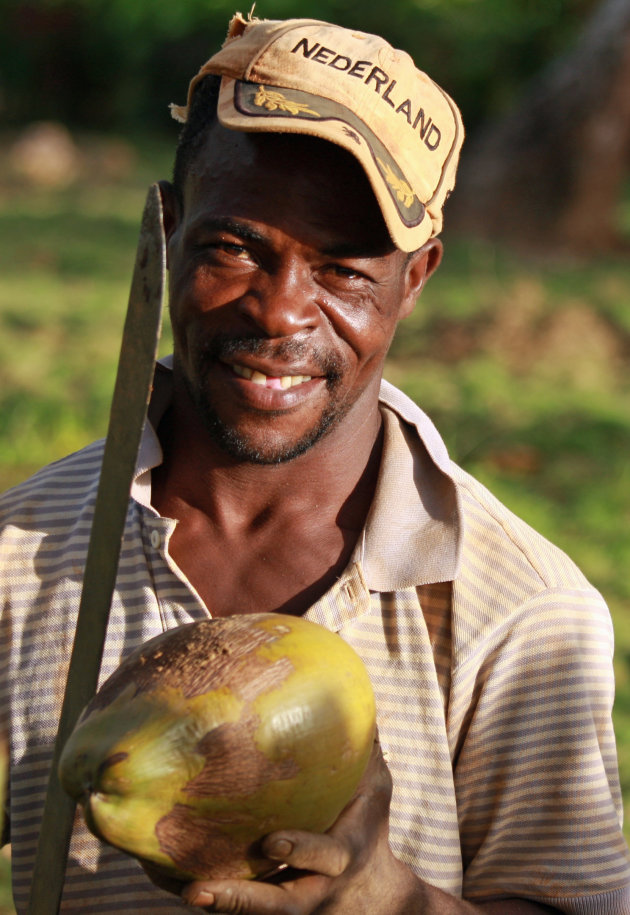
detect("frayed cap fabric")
[171,13,464,252]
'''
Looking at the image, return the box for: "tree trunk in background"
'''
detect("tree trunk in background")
[448,0,630,254]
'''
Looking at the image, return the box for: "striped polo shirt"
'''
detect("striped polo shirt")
[1,364,629,913]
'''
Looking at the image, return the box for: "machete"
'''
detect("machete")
[26,183,166,915]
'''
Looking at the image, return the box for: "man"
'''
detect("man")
[1,13,629,914]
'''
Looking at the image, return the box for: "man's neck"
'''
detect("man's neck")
[151,389,384,535]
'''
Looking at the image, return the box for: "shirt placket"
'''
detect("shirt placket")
[303,562,372,632]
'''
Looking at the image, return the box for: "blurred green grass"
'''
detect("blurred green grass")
[0,137,629,910]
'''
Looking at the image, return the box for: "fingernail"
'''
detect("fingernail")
[186,890,214,906]
[268,838,294,859]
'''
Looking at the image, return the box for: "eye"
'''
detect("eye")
[324,264,372,283]
[195,240,256,266]
[206,241,251,259]
[332,265,361,279]
[217,242,250,258]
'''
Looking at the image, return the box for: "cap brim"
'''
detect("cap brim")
[217,78,435,252]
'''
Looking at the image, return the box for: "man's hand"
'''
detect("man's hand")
[181,736,419,914]
[144,739,559,914]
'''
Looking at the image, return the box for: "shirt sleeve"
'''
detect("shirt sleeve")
[451,586,630,914]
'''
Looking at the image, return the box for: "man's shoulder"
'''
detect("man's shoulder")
[450,460,594,595]
[378,379,598,598]
[0,438,105,529]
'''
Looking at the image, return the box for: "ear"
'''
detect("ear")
[157,180,180,264]
[398,238,443,320]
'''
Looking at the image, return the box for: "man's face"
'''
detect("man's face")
[164,123,435,464]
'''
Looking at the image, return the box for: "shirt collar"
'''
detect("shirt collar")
[132,362,462,591]
[132,357,173,508]
[359,379,461,590]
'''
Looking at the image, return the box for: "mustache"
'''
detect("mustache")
[198,334,343,381]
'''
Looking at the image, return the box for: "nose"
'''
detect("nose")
[237,260,319,338]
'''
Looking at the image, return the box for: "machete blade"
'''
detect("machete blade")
[27,183,166,915]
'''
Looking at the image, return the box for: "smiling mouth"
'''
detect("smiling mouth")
[230,362,313,390]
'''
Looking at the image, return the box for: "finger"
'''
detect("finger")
[263,830,351,877]
[182,872,328,914]
[262,737,393,877]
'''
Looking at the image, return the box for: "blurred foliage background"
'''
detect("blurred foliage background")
[0,0,600,132]
[1,0,629,912]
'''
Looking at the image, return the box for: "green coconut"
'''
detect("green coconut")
[59,613,376,882]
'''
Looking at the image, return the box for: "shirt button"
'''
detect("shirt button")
[150,529,161,549]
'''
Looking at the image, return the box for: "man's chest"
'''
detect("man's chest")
[163,509,362,618]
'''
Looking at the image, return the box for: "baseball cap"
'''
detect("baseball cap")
[171,13,464,252]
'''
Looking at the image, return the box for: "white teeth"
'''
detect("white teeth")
[232,364,253,380]
[231,363,312,388]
